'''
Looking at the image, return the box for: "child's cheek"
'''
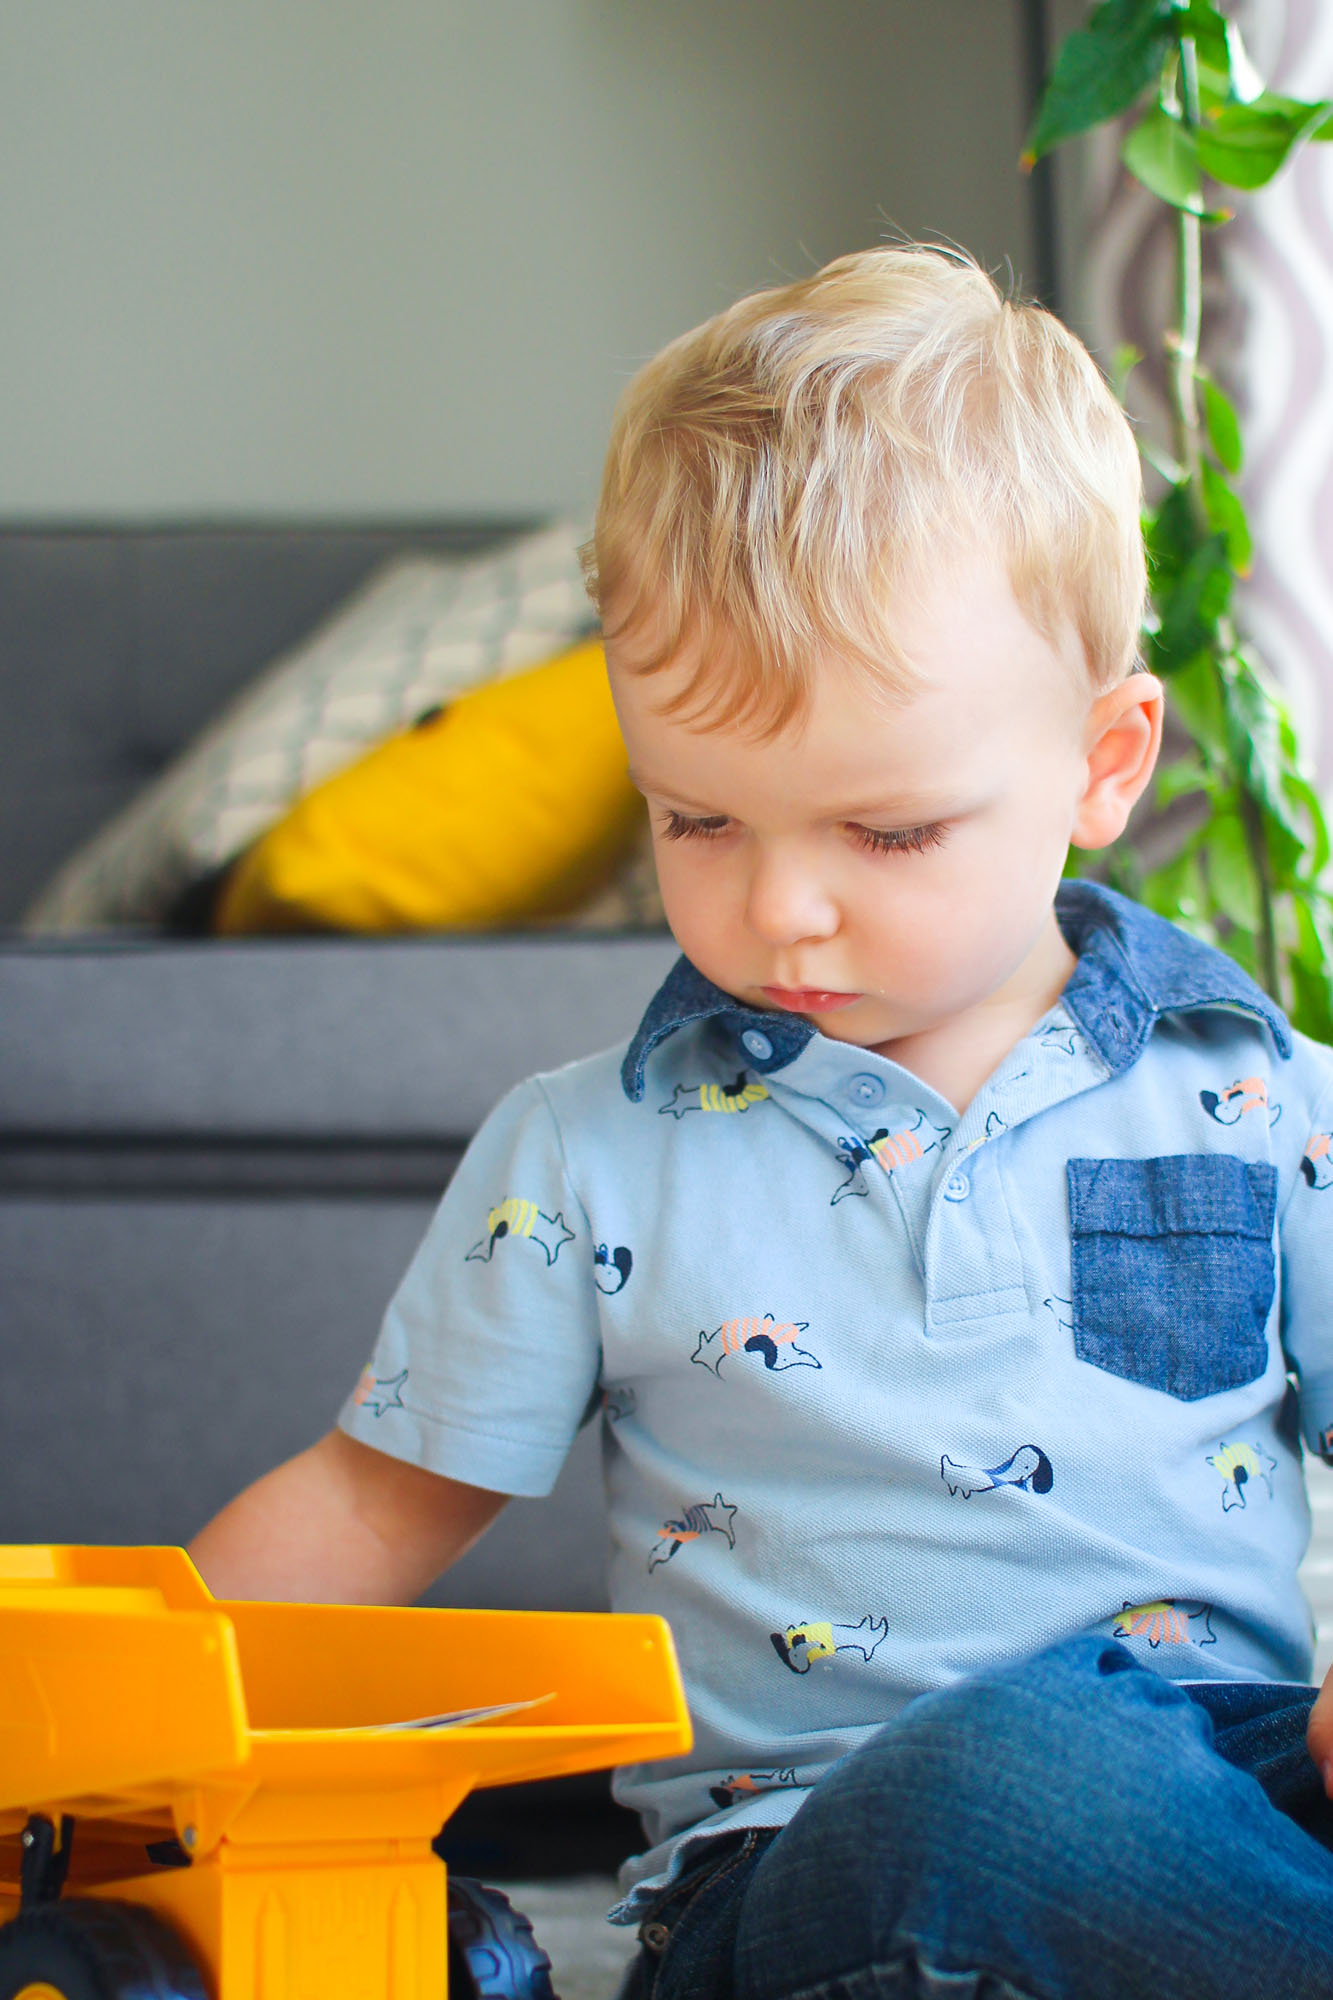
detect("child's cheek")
[654,847,724,947]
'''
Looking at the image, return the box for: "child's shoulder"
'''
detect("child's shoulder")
[530,1010,741,1125]
[527,1037,636,1116]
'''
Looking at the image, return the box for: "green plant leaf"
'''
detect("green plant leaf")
[1170,1,1232,45]
[1111,342,1143,398]
[1149,531,1232,670]
[1123,104,1204,210]
[1220,658,1295,814]
[1024,0,1174,163]
[1196,93,1333,190]
[1200,807,1257,923]
[1288,959,1333,1042]
[1169,5,1262,104]
[1224,921,1261,979]
[1140,845,1207,928]
[1199,374,1242,472]
[1105,845,1141,897]
[1166,652,1226,752]
[1145,481,1197,586]
[1259,805,1306,882]
[1221,18,1265,104]
[1156,750,1212,805]
[1289,892,1333,1040]
[1283,772,1332,879]
[1201,461,1252,572]
[1194,64,1233,120]
[1212,658,1309,879]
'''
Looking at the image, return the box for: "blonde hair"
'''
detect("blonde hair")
[585,244,1146,733]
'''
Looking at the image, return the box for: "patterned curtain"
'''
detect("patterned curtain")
[1069,0,1333,790]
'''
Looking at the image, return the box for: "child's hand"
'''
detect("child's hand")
[187,1428,507,1604]
[1307,1664,1333,1791]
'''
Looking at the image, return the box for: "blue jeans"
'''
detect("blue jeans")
[621,1636,1333,2000]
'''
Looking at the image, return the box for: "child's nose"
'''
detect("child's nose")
[743,847,840,945]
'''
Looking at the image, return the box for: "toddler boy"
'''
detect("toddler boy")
[192,247,1333,1999]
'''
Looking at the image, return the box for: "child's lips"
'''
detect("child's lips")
[761,986,861,1012]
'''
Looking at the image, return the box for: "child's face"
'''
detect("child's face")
[608,547,1122,1058]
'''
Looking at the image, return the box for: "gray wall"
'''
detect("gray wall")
[0,0,1039,522]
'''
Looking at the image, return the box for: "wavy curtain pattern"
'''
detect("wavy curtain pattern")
[1071,0,1333,790]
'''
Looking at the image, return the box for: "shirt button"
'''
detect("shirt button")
[848,1072,886,1108]
[640,1922,671,1954]
[945,1172,971,1201]
[741,1028,773,1062]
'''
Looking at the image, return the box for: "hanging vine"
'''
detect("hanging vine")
[1026,0,1333,1039]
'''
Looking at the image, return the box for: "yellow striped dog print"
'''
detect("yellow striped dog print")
[660,1069,770,1119]
[465,1195,575,1266]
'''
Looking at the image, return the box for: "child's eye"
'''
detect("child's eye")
[852,821,949,857]
[659,809,731,841]
[656,811,949,853]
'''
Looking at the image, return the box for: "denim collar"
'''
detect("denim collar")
[620,881,1292,1101]
[1055,880,1291,1073]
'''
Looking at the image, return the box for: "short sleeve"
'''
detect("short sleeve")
[1280,1070,1333,1460]
[338,1077,602,1496]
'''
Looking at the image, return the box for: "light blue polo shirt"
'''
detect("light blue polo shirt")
[340,882,1333,1915]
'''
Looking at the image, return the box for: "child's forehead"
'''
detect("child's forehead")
[607,541,1087,704]
[618,666,1036,827]
[610,563,1088,769]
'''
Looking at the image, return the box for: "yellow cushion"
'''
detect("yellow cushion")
[214,639,643,933]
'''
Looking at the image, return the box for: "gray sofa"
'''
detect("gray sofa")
[0,525,677,1874]
[0,523,678,1597]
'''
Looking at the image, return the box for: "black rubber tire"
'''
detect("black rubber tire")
[447,1878,559,2000]
[0,1899,208,2000]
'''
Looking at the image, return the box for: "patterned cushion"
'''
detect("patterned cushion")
[24,522,597,932]
[212,641,646,933]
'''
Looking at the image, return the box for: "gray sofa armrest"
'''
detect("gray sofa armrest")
[0,930,677,1611]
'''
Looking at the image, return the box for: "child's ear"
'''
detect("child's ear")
[1069,672,1165,852]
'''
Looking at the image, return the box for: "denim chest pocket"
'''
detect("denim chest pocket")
[1066,1154,1278,1400]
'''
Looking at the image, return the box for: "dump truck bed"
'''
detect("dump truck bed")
[0,1543,690,1862]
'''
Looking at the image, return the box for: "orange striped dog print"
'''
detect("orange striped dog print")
[1112,1600,1217,1649]
[649,1492,738,1571]
[832,1112,952,1203]
[1199,1075,1281,1126]
[692,1312,820,1375]
[709,1769,798,1809]
[352,1366,407,1417]
[1302,1132,1333,1190]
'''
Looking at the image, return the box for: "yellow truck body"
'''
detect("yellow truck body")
[0,1545,691,2000]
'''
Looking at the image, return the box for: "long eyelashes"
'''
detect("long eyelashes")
[658,809,949,856]
[851,821,949,856]
[660,809,730,841]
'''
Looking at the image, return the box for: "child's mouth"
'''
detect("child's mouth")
[761,986,861,1012]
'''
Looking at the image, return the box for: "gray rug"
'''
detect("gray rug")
[507,1877,637,2000]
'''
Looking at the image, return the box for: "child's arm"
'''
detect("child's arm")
[187,1428,508,1604]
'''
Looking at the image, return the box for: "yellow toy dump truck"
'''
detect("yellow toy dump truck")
[0,1545,691,2000]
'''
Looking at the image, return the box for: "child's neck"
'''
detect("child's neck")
[866,914,1078,1118]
